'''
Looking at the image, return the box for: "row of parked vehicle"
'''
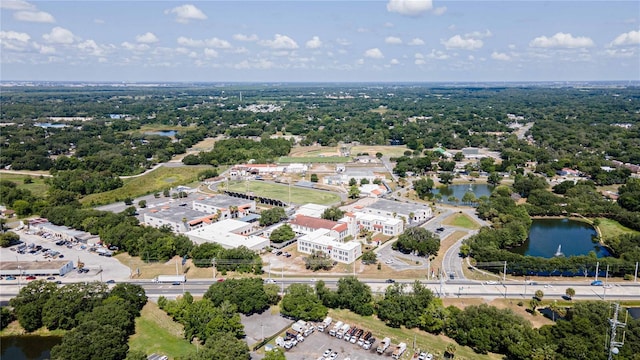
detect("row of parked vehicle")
[275,319,316,350]
[326,318,377,351]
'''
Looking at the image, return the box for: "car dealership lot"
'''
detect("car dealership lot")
[281,324,391,360]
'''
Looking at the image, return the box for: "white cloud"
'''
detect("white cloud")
[465,30,492,39]
[442,35,483,50]
[259,34,298,49]
[432,6,447,15]
[364,48,384,59]
[609,30,640,46]
[233,59,274,70]
[233,33,258,42]
[164,4,207,24]
[14,11,55,23]
[427,49,449,60]
[0,30,31,51]
[34,43,55,54]
[383,22,394,28]
[121,41,149,51]
[529,32,594,48]
[203,48,218,58]
[336,38,351,46]
[356,58,365,65]
[508,44,516,50]
[390,58,400,65]
[491,51,511,61]
[387,0,433,16]
[94,19,105,24]
[42,27,75,44]
[136,32,159,44]
[77,39,110,57]
[306,36,322,49]
[408,38,425,46]
[0,0,35,10]
[177,36,231,48]
[604,48,636,58]
[385,36,403,45]
[414,53,424,59]
[414,53,426,65]
[468,55,475,61]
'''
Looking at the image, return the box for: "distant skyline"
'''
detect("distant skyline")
[1,0,639,82]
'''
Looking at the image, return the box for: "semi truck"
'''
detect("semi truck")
[152,275,186,283]
[318,316,332,332]
[329,321,343,336]
[292,320,307,333]
[377,337,391,354]
[392,342,407,359]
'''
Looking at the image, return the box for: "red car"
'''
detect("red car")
[26,276,36,280]
[217,278,225,282]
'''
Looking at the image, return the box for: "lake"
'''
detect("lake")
[144,130,177,137]
[432,183,494,203]
[0,335,62,360]
[510,218,610,258]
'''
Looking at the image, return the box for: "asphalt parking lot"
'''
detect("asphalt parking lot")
[2,230,131,282]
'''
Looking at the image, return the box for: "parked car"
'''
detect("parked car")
[26,276,36,280]
[46,276,56,280]
[105,280,116,284]
[5,276,16,280]
[591,280,604,286]
[385,279,395,283]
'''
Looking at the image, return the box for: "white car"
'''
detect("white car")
[385,259,394,264]
[265,279,277,284]
[323,349,332,357]
[485,280,498,285]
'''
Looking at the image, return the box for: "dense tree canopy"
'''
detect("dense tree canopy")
[393,227,440,257]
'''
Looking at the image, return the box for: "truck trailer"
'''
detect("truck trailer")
[318,316,332,332]
[329,321,343,336]
[152,275,186,283]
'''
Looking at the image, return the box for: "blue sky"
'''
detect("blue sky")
[1,0,639,82]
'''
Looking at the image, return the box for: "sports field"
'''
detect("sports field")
[223,180,342,205]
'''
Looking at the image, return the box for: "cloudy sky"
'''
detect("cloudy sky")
[1,0,639,82]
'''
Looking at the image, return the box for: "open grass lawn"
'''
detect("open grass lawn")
[0,173,50,198]
[596,217,639,241]
[80,165,211,206]
[222,180,341,205]
[129,302,194,359]
[350,145,410,158]
[442,213,481,230]
[327,309,501,360]
[278,156,350,164]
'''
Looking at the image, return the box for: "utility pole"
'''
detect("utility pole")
[634,262,638,283]
[503,261,507,283]
[595,261,600,281]
[212,258,216,279]
[607,303,626,360]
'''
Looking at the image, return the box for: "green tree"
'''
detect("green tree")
[263,348,286,360]
[461,191,476,204]
[310,173,319,183]
[393,227,440,257]
[488,172,502,186]
[0,231,20,247]
[565,287,575,300]
[0,306,15,330]
[321,207,345,221]
[335,276,374,316]
[259,207,286,226]
[12,199,31,216]
[203,278,269,315]
[348,184,360,199]
[361,250,377,264]
[124,350,147,360]
[50,321,129,360]
[9,280,59,332]
[439,172,454,185]
[109,283,148,317]
[348,178,357,186]
[413,178,434,199]
[534,290,544,301]
[182,332,250,360]
[138,200,147,208]
[269,224,295,243]
[280,284,327,321]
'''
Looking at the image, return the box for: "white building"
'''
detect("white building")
[192,195,256,219]
[297,229,362,264]
[295,203,329,218]
[143,207,216,233]
[185,219,268,251]
[354,212,403,236]
[362,199,432,225]
[0,260,74,277]
[358,184,387,198]
[289,214,358,241]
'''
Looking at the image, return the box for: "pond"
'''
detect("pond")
[0,335,62,360]
[510,218,610,258]
[144,130,177,137]
[431,183,494,203]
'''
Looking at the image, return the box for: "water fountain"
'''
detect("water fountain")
[554,244,564,257]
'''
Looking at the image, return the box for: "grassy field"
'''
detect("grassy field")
[350,145,410,158]
[596,217,639,241]
[80,165,211,206]
[0,173,50,198]
[222,180,341,205]
[278,156,350,164]
[128,302,195,359]
[442,213,481,230]
[327,309,501,360]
